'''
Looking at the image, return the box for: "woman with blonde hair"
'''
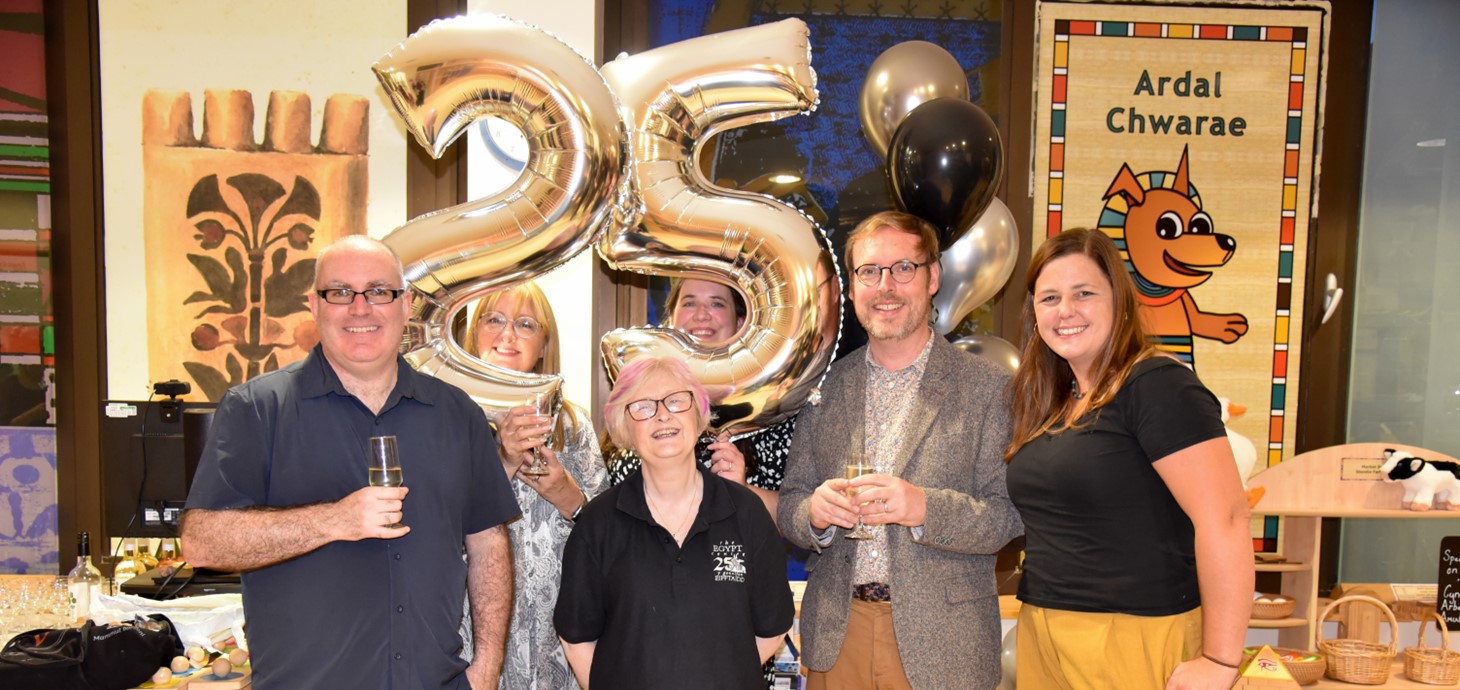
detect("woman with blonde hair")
[1005,229,1252,690]
[459,280,607,690]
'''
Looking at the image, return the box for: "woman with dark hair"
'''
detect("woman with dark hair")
[457,281,607,690]
[555,355,793,689]
[1005,229,1252,690]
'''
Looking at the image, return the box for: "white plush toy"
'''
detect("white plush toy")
[1217,397,1258,487]
[1378,448,1460,512]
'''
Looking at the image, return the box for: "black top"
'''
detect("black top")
[1007,357,1225,616]
[185,346,520,690]
[555,466,794,689]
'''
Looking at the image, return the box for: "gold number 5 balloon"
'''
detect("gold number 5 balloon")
[597,19,842,436]
[372,14,629,417]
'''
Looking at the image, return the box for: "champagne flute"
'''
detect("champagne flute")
[519,391,556,477]
[367,435,405,528]
[844,452,875,540]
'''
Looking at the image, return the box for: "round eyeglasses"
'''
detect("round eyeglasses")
[479,311,544,339]
[316,287,406,305]
[852,260,930,286]
[626,390,695,422]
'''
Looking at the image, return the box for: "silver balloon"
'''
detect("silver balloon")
[997,623,1017,690]
[598,19,841,436]
[952,334,1020,376]
[858,41,969,156]
[372,14,628,417]
[933,197,1017,334]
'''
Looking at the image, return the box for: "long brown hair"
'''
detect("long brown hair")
[1006,229,1158,459]
[458,281,581,451]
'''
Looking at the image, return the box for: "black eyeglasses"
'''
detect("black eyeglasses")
[316,287,406,305]
[479,311,544,339]
[853,260,930,286]
[626,390,695,422]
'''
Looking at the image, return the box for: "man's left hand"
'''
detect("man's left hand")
[465,660,497,690]
[849,474,926,527]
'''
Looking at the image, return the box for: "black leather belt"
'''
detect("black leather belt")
[853,582,891,602]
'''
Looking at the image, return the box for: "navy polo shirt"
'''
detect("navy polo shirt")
[555,466,794,689]
[185,346,519,690]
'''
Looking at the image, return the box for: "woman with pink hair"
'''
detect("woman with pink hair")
[555,355,793,689]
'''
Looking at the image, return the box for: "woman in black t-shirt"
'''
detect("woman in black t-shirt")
[1004,229,1253,690]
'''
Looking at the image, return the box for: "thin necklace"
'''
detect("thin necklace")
[645,473,702,541]
[1071,378,1086,400]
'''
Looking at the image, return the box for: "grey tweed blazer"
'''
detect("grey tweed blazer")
[778,336,1023,690]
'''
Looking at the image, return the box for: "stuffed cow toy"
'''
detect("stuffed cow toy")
[1378,448,1460,511]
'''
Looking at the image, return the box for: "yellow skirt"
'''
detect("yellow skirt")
[1016,603,1203,690]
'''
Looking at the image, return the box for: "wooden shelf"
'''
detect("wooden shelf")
[1249,616,1308,628]
[1243,443,1460,652]
[1247,443,1460,518]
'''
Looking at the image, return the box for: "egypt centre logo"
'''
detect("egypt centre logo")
[712,540,747,583]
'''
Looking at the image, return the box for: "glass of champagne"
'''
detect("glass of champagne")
[367,435,405,528]
[518,391,555,477]
[844,452,875,540]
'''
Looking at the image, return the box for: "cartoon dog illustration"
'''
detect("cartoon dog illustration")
[1099,145,1247,366]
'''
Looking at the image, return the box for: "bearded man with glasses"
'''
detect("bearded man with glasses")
[182,235,520,690]
[778,210,1024,690]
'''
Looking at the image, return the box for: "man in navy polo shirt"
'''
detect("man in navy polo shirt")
[181,235,520,690]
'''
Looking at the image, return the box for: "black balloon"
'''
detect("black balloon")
[887,98,1004,249]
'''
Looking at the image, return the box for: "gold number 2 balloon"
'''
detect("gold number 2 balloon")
[597,19,842,436]
[372,14,630,417]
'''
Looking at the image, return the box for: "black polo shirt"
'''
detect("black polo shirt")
[185,346,519,690]
[555,466,794,689]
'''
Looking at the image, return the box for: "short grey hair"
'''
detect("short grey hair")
[312,234,406,288]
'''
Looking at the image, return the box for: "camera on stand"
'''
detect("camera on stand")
[153,379,191,422]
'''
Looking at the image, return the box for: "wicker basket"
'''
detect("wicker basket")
[1244,647,1327,685]
[1252,594,1298,619]
[1316,595,1398,685]
[1404,612,1460,685]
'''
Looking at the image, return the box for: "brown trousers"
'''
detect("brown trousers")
[806,599,914,690]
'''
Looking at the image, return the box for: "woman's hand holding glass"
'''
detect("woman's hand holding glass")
[497,403,555,475]
[514,445,586,519]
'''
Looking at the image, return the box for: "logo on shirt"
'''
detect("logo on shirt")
[712,540,746,583]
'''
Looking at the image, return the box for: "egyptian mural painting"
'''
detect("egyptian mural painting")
[639,0,1004,355]
[0,0,59,573]
[143,90,369,401]
[1031,1,1329,552]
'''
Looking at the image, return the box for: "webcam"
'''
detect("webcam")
[154,380,191,399]
[154,379,191,422]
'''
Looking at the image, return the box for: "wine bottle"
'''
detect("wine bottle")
[157,538,180,568]
[67,532,104,621]
[139,539,160,570]
[112,538,143,588]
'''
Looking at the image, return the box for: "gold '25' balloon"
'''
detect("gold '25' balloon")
[597,19,842,436]
[372,14,630,418]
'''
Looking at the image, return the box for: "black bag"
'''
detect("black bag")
[0,614,183,690]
